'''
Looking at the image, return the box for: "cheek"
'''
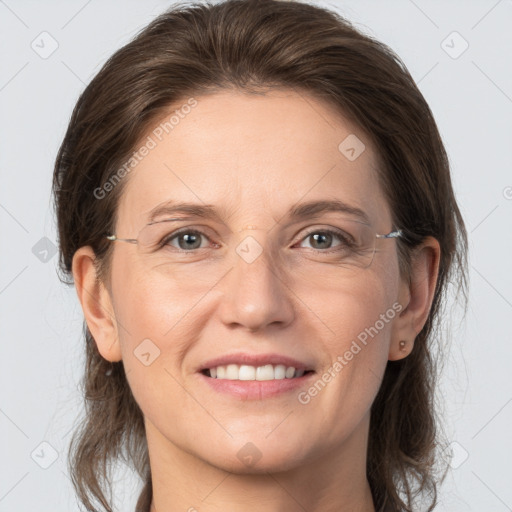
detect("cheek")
[108,255,191,386]
[337,271,398,374]
[109,267,204,427]
[297,263,397,348]
[110,250,208,338]
[296,270,397,408]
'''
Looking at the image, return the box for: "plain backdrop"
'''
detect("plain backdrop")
[1,0,511,510]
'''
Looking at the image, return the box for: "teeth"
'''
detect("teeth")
[239,364,255,380]
[206,364,307,380]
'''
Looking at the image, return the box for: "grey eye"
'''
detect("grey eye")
[298,230,346,250]
[166,230,208,250]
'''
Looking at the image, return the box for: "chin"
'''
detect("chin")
[201,439,310,475]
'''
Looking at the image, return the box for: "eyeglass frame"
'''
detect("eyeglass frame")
[105,218,403,248]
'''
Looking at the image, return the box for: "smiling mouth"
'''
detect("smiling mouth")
[200,364,315,381]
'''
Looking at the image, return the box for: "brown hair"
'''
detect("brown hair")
[52,1,468,510]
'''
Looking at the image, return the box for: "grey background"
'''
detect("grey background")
[1,0,511,510]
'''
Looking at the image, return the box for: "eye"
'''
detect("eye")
[296,228,352,251]
[156,226,355,252]
[163,229,212,251]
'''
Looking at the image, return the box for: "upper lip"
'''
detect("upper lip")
[198,353,315,372]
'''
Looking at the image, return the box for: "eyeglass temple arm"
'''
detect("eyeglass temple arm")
[105,235,138,244]
[376,229,403,239]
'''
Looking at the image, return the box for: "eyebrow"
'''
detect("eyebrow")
[147,199,370,225]
[289,199,370,225]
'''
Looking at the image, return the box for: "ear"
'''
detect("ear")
[389,236,441,361]
[72,246,122,362]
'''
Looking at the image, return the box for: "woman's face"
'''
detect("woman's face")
[102,89,406,473]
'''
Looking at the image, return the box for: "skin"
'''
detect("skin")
[72,89,440,512]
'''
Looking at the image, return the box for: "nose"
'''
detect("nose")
[217,232,296,333]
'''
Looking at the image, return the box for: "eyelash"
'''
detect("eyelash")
[161,227,354,253]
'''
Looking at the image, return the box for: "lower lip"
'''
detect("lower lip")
[198,372,316,400]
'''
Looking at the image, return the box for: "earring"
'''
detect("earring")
[399,340,407,351]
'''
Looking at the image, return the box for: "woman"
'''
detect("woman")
[52,0,468,510]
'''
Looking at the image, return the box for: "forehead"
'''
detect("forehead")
[116,89,391,231]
